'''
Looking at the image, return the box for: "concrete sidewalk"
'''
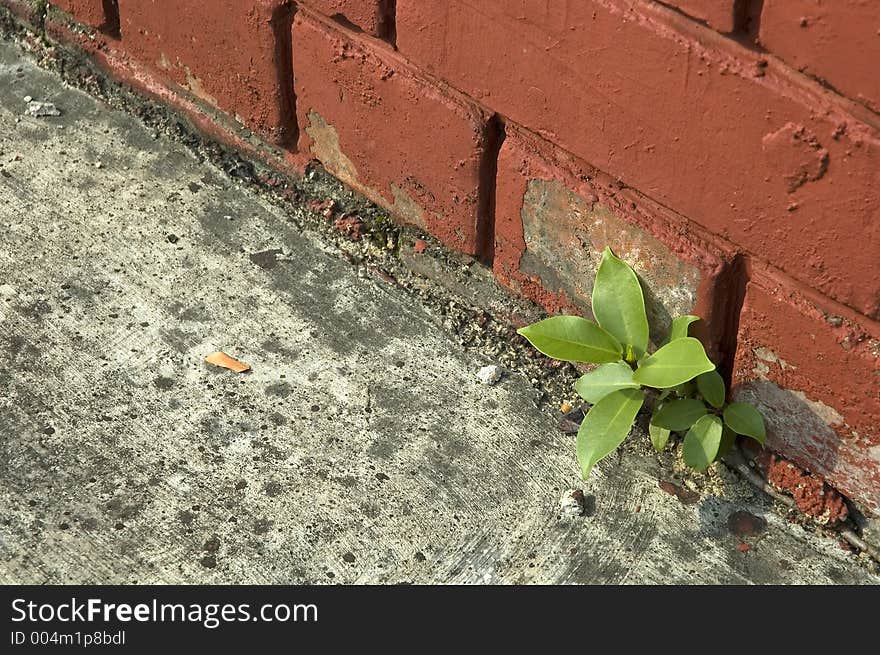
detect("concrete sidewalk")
[0,39,876,584]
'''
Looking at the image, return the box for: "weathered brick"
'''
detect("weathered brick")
[732,271,880,513]
[495,125,734,359]
[293,12,491,256]
[397,0,880,319]
[51,0,117,32]
[759,0,880,114]
[116,0,295,145]
[300,0,391,38]
[658,0,737,32]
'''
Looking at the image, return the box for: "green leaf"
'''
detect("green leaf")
[577,388,644,479]
[649,423,671,452]
[683,415,724,471]
[591,247,649,359]
[696,370,726,409]
[723,402,766,445]
[517,316,622,364]
[673,380,696,397]
[650,398,708,431]
[668,315,700,342]
[718,425,737,458]
[632,337,715,389]
[575,362,639,404]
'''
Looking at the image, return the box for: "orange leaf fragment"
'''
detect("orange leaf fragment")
[205,351,251,373]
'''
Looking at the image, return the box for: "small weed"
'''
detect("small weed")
[518,247,765,478]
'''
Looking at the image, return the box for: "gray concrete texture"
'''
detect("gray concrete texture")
[0,39,877,584]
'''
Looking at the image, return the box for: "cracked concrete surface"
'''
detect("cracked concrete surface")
[0,39,877,584]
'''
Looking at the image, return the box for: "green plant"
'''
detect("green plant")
[517,247,765,479]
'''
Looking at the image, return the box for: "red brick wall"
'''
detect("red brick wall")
[11,0,880,513]
[760,0,880,115]
[50,0,114,31]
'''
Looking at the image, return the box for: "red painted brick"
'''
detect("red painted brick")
[51,0,116,32]
[293,12,491,256]
[759,0,880,114]
[397,0,880,319]
[732,270,880,513]
[117,0,295,145]
[658,0,737,32]
[300,0,391,38]
[495,124,735,361]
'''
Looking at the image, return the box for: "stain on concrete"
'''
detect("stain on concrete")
[658,480,701,505]
[249,248,284,270]
[727,510,767,538]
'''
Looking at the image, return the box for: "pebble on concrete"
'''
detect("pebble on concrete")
[25,100,60,117]
[558,489,587,518]
[476,364,503,385]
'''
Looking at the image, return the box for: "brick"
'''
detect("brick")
[658,0,737,32]
[300,0,391,38]
[759,0,880,114]
[51,0,117,32]
[397,0,880,319]
[732,271,880,513]
[116,0,295,145]
[293,12,491,256]
[495,125,734,359]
